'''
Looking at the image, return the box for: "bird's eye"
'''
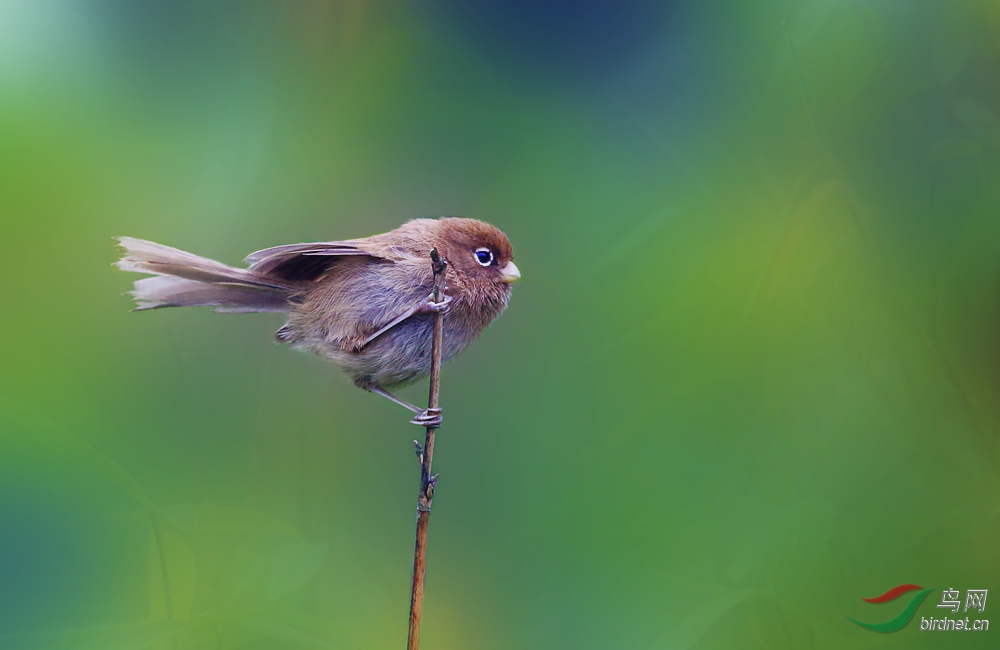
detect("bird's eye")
[474,248,493,266]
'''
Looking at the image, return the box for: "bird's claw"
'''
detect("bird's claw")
[416,293,452,315]
[410,407,442,428]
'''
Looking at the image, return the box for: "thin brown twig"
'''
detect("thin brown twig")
[406,248,447,650]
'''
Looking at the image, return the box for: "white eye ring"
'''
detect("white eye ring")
[474,247,493,267]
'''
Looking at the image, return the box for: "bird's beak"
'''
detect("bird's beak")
[499,261,521,284]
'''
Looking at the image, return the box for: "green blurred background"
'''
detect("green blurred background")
[2,1,999,648]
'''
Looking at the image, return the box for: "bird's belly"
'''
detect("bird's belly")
[306,314,478,389]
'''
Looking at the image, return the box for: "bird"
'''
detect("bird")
[115,217,520,426]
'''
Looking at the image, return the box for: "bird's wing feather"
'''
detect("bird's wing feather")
[244,241,407,282]
[286,255,435,354]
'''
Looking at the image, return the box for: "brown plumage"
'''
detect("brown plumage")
[115,218,519,422]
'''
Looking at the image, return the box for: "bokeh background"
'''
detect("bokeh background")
[2,1,999,648]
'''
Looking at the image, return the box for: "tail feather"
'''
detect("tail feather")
[116,237,291,313]
[130,276,289,312]
[116,237,289,290]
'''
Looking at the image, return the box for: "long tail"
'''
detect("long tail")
[115,237,291,313]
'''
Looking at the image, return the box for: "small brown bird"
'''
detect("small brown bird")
[115,217,520,425]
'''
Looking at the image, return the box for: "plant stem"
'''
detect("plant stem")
[406,249,447,650]
[150,510,178,650]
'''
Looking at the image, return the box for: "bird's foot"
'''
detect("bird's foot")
[415,293,452,315]
[410,407,442,428]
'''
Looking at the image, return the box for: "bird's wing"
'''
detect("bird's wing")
[243,240,407,283]
[282,251,435,355]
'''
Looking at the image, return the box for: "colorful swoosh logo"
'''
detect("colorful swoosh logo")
[847,584,934,633]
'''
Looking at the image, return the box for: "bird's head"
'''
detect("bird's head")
[434,218,519,300]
